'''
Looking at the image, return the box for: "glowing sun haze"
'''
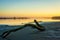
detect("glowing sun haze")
[0,0,60,17]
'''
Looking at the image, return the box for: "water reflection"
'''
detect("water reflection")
[0,19,60,25]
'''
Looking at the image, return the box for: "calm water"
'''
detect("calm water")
[0,19,60,25]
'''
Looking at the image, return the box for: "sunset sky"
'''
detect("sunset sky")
[0,0,60,17]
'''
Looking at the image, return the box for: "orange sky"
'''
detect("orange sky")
[0,0,60,17]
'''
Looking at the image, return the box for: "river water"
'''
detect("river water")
[0,19,60,25]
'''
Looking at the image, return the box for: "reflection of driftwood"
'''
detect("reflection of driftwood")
[1,19,45,38]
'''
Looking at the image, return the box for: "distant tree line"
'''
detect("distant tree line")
[52,16,60,19]
[0,17,30,19]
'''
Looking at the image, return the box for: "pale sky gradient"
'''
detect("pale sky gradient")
[0,0,60,17]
